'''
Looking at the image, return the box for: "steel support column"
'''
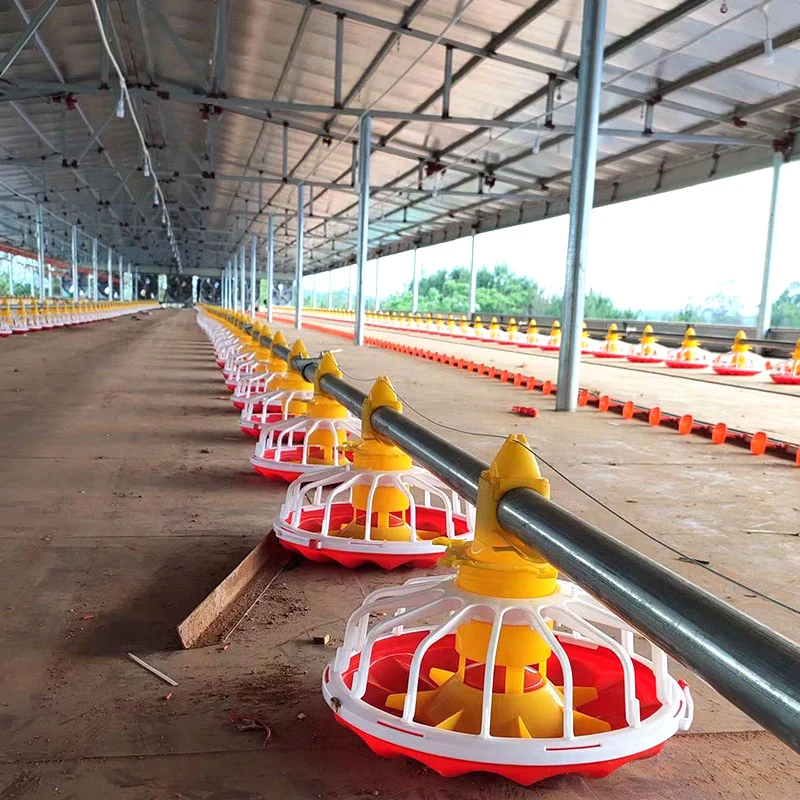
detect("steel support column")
[295,183,305,329]
[266,215,274,322]
[348,263,354,311]
[232,253,238,311]
[312,272,318,308]
[756,150,783,340]
[35,204,45,302]
[106,248,112,299]
[7,254,14,297]
[374,256,380,312]
[239,244,246,313]
[250,233,257,318]
[411,247,419,314]
[467,231,477,314]
[327,269,333,309]
[91,238,98,301]
[118,255,123,302]
[354,113,371,346]
[70,225,77,300]
[555,0,608,412]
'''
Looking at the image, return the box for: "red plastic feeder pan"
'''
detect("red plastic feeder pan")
[250,414,361,482]
[323,575,692,785]
[275,466,474,569]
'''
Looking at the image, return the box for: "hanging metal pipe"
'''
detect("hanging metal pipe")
[266,215,274,322]
[555,0,608,412]
[374,256,380,312]
[92,238,98,301]
[411,247,419,314]
[756,150,783,340]
[239,244,246,313]
[295,182,305,329]
[262,341,800,756]
[467,231,477,314]
[35,204,45,302]
[250,234,257,318]
[106,248,112,300]
[354,113,371,345]
[70,225,77,301]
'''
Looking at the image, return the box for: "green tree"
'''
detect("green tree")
[380,265,637,319]
[771,283,800,327]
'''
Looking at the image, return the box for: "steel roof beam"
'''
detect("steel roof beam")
[238,0,431,256]
[140,0,207,88]
[382,0,559,142]
[0,0,60,79]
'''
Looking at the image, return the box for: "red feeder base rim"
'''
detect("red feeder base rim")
[275,504,471,570]
[712,367,763,377]
[665,361,708,369]
[322,629,689,785]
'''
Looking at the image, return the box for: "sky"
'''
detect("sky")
[317,159,800,317]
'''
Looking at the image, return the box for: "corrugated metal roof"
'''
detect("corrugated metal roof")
[1,0,798,277]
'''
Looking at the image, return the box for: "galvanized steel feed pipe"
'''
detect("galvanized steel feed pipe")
[282,342,800,754]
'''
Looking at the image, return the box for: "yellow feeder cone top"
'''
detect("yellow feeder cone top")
[730,330,751,368]
[306,352,350,465]
[791,337,800,362]
[641,324,657,344]
[507,318,518,335]
[731,330,751,353]
[605,322,621,342]
[459,315,469,332]
[273,339,313,391]
[387,434,610,739]
[682,326,700,347]
[308,352,349,421]
[472,315,483,333]
[550,320,560,334]
[267,330,289,372]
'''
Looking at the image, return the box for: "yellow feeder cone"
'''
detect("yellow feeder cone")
[519,318,541,349]
[470,315,484,338]
[770,337,800,384]
[665,326,711,369]
[627,324,666,363]
[593,323,629,359]
[713,330,765,376]
[539,320,561,351]
[488,316,500,339]
[386,435,608,738]
[250,351,362,482]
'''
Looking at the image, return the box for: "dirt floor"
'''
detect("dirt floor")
[0,308,798,799]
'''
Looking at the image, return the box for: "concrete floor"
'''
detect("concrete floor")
[1,308,798,799]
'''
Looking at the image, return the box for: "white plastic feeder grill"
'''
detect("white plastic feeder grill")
[323,433,692,784]
[276,464,474,569]
[323,575,692,785]
[250,353,362,480]
[275,375,474,569]
[250,413,362,482]
[237,339,314,437]
[711,332,765,377]
[770,338,800,385]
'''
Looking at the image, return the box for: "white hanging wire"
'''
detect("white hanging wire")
[87,0,182,270]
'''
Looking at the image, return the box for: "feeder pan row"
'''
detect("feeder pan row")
[364,313,795,381]
[198,309,476,571]
[1,299,158,335]
[195,307,694,783]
